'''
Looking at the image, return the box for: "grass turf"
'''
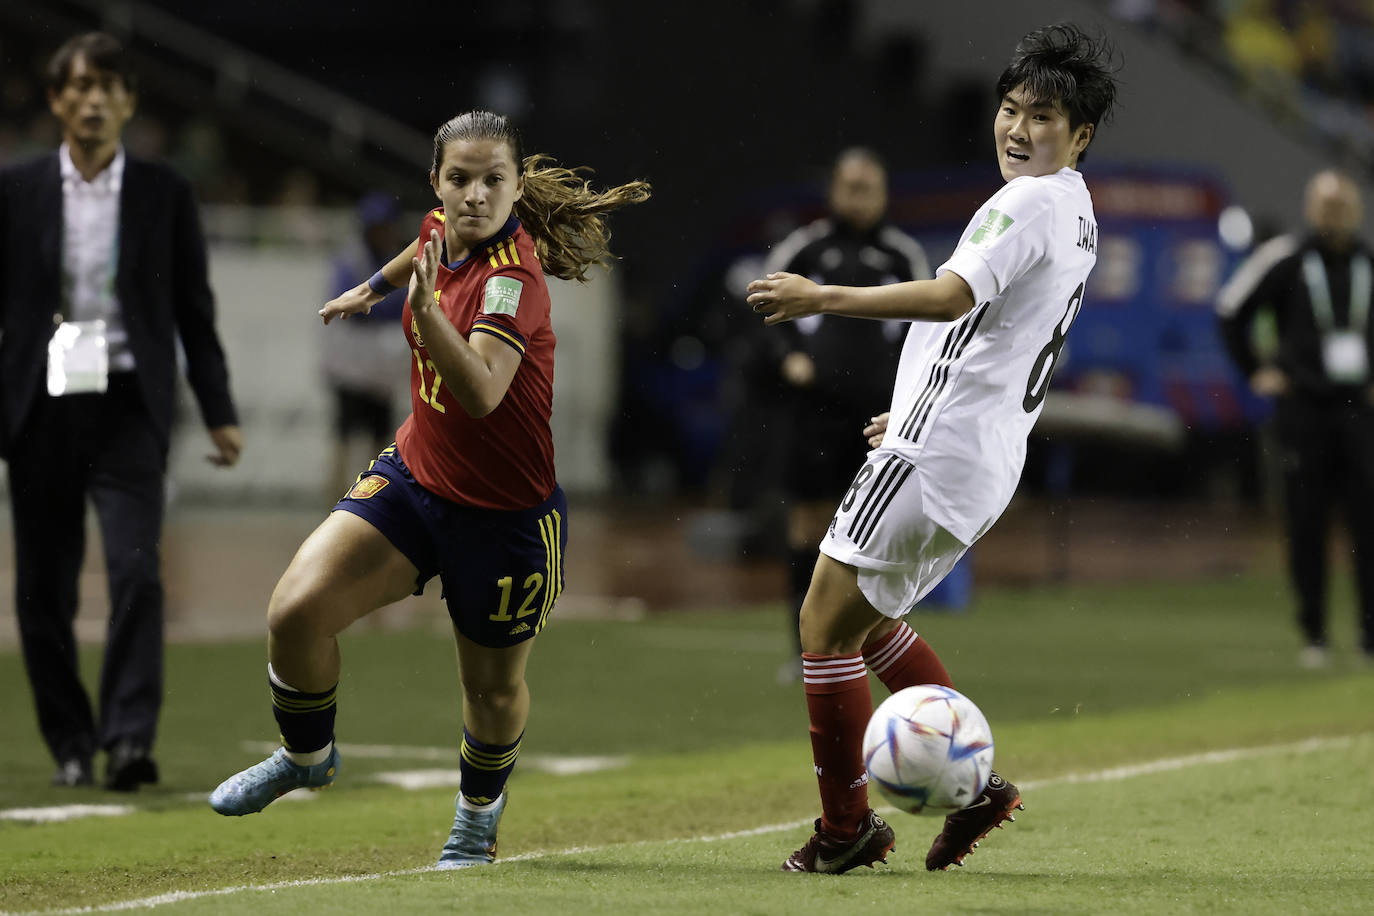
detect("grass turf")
[1,571,1371,913]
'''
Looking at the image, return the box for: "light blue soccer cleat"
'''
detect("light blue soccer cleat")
[435,792,507,869]
[208,746,341,816]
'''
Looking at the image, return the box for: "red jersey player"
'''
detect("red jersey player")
[396,206,556,510]
[209,110,649,871]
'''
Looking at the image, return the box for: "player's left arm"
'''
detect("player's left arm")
[747,271,974,325]
[408,229,521,417]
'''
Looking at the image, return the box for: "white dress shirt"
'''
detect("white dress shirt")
[59,143,134,371]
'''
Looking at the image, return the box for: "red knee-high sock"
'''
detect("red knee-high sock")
[802,652,872,838]
[863,622,953,691]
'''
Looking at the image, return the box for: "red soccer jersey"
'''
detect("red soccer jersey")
[395,210,556,510]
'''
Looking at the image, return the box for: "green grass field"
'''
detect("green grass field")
[2,571,1372,914]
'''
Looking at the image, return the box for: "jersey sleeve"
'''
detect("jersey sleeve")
[937,178,1053,305]
[469,262,549,358]
[417,208,446,247]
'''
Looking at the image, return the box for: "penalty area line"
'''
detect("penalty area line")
[10,732,1365,916]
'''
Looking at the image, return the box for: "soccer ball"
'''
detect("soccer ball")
[862,684,995,816]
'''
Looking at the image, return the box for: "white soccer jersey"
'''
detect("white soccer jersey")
[881,167,1098,544]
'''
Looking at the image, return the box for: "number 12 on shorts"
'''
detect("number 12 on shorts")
[489,573,545,621]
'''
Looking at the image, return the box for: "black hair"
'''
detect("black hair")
[46,32,137,94]
[995,23,1119,161]
[833,146,887,175]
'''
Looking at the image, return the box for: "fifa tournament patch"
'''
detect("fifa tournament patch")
[483,276,523,317]
[970,208,1014,246]
[348,475,389,500]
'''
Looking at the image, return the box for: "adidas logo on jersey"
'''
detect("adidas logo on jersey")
[508,622,530,636]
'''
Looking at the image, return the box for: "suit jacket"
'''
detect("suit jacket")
[0,151,238,459]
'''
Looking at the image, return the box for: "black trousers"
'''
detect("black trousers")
[1273,396,1374,651]
[7,374,167,764]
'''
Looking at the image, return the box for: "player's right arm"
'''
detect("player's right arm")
[320,239,419,325]
[747,271,975,325]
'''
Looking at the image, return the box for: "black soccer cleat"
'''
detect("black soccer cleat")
[925,771,1022,871]
[782,809,895,873]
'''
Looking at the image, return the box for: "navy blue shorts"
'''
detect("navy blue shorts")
[334,445,568,648]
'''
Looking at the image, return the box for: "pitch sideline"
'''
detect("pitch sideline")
[7,733,1365,916]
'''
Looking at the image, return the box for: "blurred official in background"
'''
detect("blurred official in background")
[1217,169,1374,669]
[0,32,242,789]
[321,191,409,499]
[753,148,930,682]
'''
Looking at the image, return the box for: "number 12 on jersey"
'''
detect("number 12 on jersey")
[412,348,447,413]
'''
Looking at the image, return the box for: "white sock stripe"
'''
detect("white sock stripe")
[864,630,910,672]
[802,655,865,669]
[801,656,868,684]
[802,659,865,675]
[865,624,917,674]
[802,672,869,685]
[868,626,912,670]
[802,664,866,678]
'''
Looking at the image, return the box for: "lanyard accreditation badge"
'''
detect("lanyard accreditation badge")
[47,318,109,395]
[49,202,120,396]
[1301,251,1372,385]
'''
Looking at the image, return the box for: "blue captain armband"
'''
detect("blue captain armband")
[367,270,400,295]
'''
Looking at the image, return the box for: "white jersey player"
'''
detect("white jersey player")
[827,166,1098,613]
[747,23,1119,877]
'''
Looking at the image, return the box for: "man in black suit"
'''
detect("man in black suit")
[0,32,242,790]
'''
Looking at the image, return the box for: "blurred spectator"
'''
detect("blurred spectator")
[746,148,931,682]
[1224,0,1301,105]
[274,167,329,247]
[0,32,241,789]
[1216,169,1374,669]
[321,191,409,499]
[1112,1,1374,162]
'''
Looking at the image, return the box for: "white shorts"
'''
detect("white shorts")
[819,449,970,618]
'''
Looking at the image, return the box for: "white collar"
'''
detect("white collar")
[59,143,125,194]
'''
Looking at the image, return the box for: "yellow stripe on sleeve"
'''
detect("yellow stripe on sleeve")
[473,323,526,354]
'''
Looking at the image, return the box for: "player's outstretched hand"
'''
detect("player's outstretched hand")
[320,285,380,325]
[409,229,442,314]
[747,272,823,325]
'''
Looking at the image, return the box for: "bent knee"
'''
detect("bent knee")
[266,581,338,641]
[461,679,525,714]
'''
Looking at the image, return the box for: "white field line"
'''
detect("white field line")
[0,805,135,824]
[1017,733,1361,791]
[7,732,1367,916]
[240,740,630,776]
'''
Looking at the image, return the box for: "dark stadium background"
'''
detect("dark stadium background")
[2,0,1371,581]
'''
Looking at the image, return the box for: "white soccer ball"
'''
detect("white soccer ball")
[862,684,995,816]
